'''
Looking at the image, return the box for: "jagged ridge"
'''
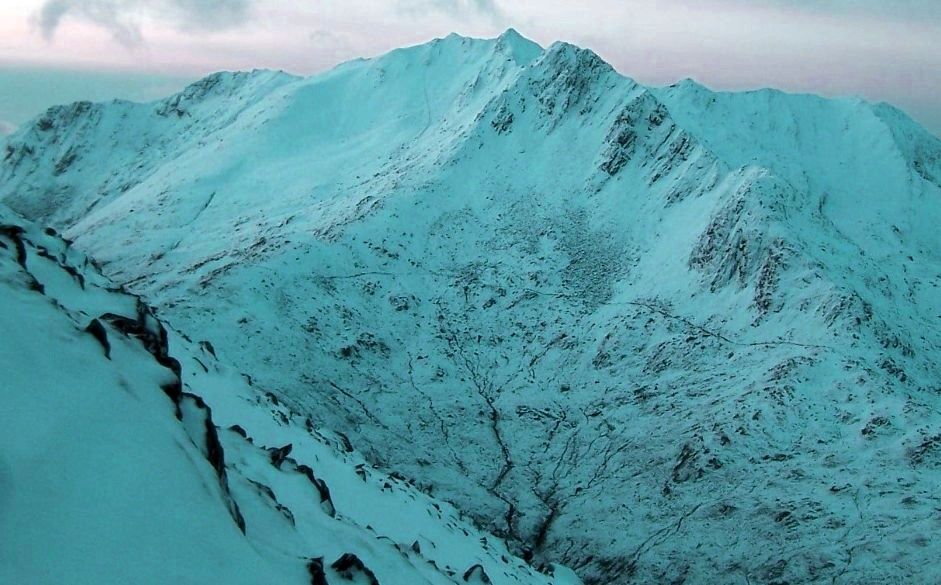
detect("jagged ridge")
[0,203,579,585]
[1,30,940,585]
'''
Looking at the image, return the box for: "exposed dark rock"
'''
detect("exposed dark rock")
[388,294,411,311]
[199,340,217,357]
[336,432,354,452]
[53,149,78,176]
[296,462,336,517]
[880,358,907,383]
[355,332,391,357]
[530,43,613,124]
[861,416,890,438]
[671,443,702,483]
[307,557,329,585]
[908,433,941,467]
[84,318,111,359]
[491,106,514,134]
[463,564,492,583]
[688,190,780,292]
[180,391,246,534]
[160,380,183,413]
[100,300,181,377]
[61,263,85,289]
[269,443,293,468]
[753,239,787,321]
[0,224,28,267]
[338,344,360,360]
[331,553,380,585]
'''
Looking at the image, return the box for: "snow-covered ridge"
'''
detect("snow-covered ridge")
[0,204,578,584]
[1,30,940,584]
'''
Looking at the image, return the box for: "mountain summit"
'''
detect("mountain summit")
[2,31,940,584]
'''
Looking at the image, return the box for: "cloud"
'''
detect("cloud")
[396,0,503,20]
[741,0,941,21]
[466,0,500,14]
[0,121,17,137]
[38,0,142,45]
[36,0,253,46]
[162,0,255,31]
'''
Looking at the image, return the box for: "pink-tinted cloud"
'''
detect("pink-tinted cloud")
[36,0,254,45]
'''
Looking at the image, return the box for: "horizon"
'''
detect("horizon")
[1,29,939,139]
[0,1,939,136]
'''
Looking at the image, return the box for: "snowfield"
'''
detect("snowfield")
[0,204,578,584]
[2,29,940,584]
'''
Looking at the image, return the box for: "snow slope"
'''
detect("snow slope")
[2,29,940,584]
[0,204,578,585]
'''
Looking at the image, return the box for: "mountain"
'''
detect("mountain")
[0,203,578,585]
[2,29,940,584]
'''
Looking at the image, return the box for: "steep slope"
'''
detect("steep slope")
[2,30,940,584]
[0,204,578,585]
[653,79,941,260]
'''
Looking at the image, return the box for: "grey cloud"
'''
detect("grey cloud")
[36,0,253,45]
[309,30,355,51]
[748,0,941,20]
[467,0,500,14]
[38,0,142,45]
[396,0,503,19]
[160,0,254,31]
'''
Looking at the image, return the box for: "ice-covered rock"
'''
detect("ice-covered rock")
[2,30,940,584]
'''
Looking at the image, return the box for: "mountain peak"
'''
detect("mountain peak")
[537,40,615,80]
[544,41,607,63]
[498,27,524,40]
[4,30,941,585]
[494,28,543,64]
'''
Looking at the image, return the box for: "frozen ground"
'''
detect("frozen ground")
[2,30,940,584]
[0,203,578,584]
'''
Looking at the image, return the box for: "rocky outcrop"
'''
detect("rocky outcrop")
[2,30,940,585]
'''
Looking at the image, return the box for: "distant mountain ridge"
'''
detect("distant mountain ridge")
[2,30,940,584]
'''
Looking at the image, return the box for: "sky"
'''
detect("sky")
[0,0,938,136]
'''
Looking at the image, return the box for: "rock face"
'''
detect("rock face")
[0,205,573,585]
[2,30,941,584]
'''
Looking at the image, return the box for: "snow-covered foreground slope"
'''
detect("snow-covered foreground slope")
[2,29,940,584]
[0,204,578,585]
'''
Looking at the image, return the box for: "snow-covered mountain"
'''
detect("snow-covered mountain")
[2,29,940,584]
[0,203,578,584]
